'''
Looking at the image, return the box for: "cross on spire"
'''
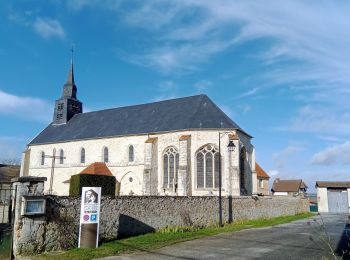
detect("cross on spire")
[71,44,74,65]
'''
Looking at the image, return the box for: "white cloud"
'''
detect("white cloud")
[32,17,66,39]
[0,90,51,122]
[0,136,26,163]
[238,104,251,114]
[62,0,350,92]
[153,81,179,101]
[272,144,304,170]
[107,0,350,85]
[311,141,350,166]
[268,170,279,177]
[238,88,259,98]
[194,80,212,93]
[281,105,350,134]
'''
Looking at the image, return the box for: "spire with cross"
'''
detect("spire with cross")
[53,46,83,124]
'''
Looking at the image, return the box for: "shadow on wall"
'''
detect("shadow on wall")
[335,223,350,259]
[228,196,233,223]
[117,214,155,239]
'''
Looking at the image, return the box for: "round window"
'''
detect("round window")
[129,177,133,183]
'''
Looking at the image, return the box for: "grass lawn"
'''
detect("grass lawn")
[34,212,314,260]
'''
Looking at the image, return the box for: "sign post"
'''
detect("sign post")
[78,187,101,248]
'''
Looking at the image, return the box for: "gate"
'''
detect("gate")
[0,183,16,260]
[327,189,349,213]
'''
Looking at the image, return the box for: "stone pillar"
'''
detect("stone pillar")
[11,176,47,257]
[221,134,230,196]
[228,133,240,196]
[143,137,157,195]
[19,148,30,177]
[251,147,258,195]
[150,139,158,195]
[178,135,191,196]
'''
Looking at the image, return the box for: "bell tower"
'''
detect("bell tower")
[53,54,83,125]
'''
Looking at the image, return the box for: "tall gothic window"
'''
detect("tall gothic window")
[129,145,134,162]
[59,149,64,164]
[163,147,179,189]
[103,147,109,163]
[41,151,45,166]
[196,144,220,188]
[80,148,85,164]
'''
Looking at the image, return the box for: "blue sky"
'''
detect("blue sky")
[1,1,350,191]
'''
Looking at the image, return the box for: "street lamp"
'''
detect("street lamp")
[218,132,236,227]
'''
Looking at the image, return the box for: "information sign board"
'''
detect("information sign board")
[78,187,101,248]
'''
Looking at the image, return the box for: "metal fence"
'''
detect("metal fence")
[0,184,13,224]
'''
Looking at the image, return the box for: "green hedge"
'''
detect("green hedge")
[69,174,116,196]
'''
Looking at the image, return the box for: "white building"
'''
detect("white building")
[316,181,350,213]
[20,62,257,196]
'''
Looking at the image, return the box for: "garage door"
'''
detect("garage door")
[327,189,349,213]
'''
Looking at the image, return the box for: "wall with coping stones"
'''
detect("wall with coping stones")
[14,195,309,256]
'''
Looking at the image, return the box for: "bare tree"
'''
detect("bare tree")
[0,158,21,166]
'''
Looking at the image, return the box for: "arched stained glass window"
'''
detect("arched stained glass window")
[81,148,85,164]
[163,147,179,189]
[129,145,134,162]
[103,147,108,163]
[196,144,219,188]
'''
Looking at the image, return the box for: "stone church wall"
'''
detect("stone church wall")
[14,195,309,256]
[25,129,257,196]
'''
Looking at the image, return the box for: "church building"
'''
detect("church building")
[20,62,257,196]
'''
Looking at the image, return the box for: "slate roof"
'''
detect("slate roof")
[30,95,249,145]
[256,163,269,179]
[271,179,308,192]
[316,181,350,188]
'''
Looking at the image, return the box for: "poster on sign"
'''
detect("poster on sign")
[78,187,101,248]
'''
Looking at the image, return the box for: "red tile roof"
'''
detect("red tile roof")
[272,179,307,192]
[179,135,191,141]
[78,162,113,176]
[316,181,350,188]
[145,137,158,143]
[256,163,269,179]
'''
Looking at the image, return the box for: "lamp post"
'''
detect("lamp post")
[218,132,236,227]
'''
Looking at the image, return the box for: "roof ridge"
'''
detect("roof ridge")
[73,94,207,117]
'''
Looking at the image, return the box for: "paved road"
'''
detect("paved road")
[101,214,350,260]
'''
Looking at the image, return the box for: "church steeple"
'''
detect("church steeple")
[62,61,77,99]
[53,55,83,125]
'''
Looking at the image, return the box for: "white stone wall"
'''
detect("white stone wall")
[25,129,255,196]
[317,187,328,212]
[273,192,288,196]
[13,195,309,256]
[26,135,146,196]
